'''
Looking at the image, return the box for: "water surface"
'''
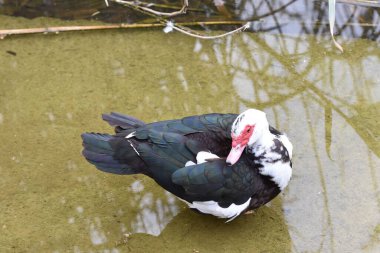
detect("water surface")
[0,14,379,252]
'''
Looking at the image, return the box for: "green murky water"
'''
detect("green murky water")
[0,15,379,252]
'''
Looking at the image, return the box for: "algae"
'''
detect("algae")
[0,14,379,252]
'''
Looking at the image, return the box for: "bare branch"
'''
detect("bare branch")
[111,0,189,17]
[0,21,249,39]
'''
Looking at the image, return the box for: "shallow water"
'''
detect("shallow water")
[0,15,379,253]
[1,0,379,41]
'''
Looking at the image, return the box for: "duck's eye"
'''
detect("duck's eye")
[247,128,250,133]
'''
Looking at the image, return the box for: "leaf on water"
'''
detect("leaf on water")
[328,0,344,52]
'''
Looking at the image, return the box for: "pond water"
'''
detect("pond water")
[0,11,379,253]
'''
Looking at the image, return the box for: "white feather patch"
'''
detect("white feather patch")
[253,134,293,191]
[259,160,292,191]
[125,131,136,139]
[196,151,219,164]
[257,134,292,190]
[189,198,251,221]
[185,161,196,166]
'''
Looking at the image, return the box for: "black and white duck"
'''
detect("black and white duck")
[81,109,293,221]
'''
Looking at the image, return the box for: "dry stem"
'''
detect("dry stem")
[0,21,249,39]
[111,0,189,17]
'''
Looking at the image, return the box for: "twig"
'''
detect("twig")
[0,24,160,39]
[0,21,248,39]
[105,0,250,39]
[111,0,189,17]
[169,21,251,39]
[0,0,249,40]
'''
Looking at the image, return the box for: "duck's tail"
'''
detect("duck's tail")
[81,133,142,175]
[102,112,145,133]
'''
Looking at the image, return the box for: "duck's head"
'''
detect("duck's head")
[226,109,269,165]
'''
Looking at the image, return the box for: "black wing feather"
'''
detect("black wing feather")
[172,156,280,206]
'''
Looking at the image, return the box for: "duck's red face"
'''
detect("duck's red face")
[226,124,255,165]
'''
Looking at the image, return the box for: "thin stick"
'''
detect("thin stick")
[1,19,375,40]
[107,0,250,39]
[0,21,248,39]
[0,23,160,39]
[170,22,250,39]
[112,0,189,17]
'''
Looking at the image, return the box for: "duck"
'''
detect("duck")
[81,109,293,221]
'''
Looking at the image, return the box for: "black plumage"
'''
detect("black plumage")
[81,112,286,218]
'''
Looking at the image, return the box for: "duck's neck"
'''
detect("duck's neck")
[246,126,293,191]
[247,127,273,153]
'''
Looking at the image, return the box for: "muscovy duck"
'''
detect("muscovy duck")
[81,109,293,221]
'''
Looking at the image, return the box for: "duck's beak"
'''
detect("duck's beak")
[226,144,246,166]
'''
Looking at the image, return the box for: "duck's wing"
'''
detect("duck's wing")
[124,129,226,200]
[172,157,281,208]
[171,158,266,205]
[109,112,237,157]
[131,130,206,171]
[83,127,208,196]
[131,113,235,136]
[103,112,235,137]
[83,112,235,183]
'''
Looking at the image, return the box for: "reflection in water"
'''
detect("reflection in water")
[234,0,380,40]
[130,183,179,236]
[89,217,108,245]
[0,0,379,41]
[126,202,291,252]
[0,14,379,252]
[190,33,380,252]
